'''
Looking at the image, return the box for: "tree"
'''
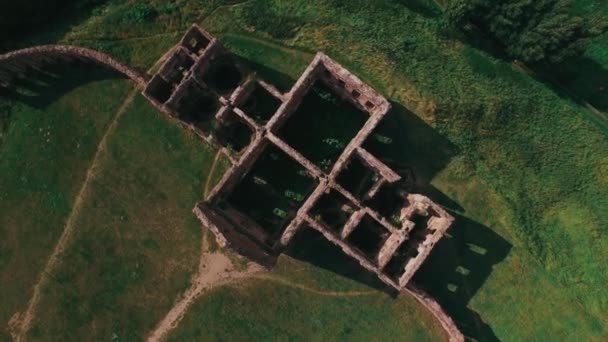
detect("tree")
[0,0,104,50]
[446,0,608,64]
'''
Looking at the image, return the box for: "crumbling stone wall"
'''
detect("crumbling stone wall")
[0,24,463,341]
[0,45,146,87]
[148,25,457,292]
[407,285,465,342]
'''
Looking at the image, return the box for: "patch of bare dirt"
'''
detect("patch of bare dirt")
[146,234,263,342]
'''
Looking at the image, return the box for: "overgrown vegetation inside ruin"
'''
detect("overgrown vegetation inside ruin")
[203,57,244,95]
[336,157,379,199]
[310,190,356,233]
[239,83,282,123]
[278,82,368,171]
[227,145,318,240]
[347,216,391,260]
[214,112,254,153]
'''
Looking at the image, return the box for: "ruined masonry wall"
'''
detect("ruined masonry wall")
[0,45,146,87]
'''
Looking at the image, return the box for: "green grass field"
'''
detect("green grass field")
[1,0,607,340]
[0,67,131,340]
[24,93,216,340]
[168,276,444,342]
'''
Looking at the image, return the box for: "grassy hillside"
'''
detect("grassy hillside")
[1,0,607,340]
[25,94,214,340]
[169,275,444,342]
[0,68,131,340]
[0,2,447,341]
[205,0,608,339]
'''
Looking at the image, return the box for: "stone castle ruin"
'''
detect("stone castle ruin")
[0,24,454,292]
[140,25,454,291]
[0,24,462,341]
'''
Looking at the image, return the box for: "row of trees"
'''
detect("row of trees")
[0,0,104,50]
[445,0,608,64]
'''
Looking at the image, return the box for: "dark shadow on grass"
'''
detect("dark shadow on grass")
[536,56,608,113]
[234,56,295,94]
[453,26,608,124]
[412,214,511,341]
[364,103,512,340]
[1,59,125,109]
[220,56,511,340]
[0,1,110,52]
[286,103,511,340]
[363,103,456,187]
[285,227,400,297]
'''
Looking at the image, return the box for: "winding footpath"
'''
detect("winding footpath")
[146,234,264,342]
[10,88,139,342]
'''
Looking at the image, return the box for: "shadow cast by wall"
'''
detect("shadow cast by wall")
[1,59,126,109]
[285,227,400,296]
[413,214,511,341]
[0,1,110,52]
[453,24,608,123]
[537,56,608,113]
[364,103,512,340]
[233,55,295,94]
[363,103,457,185]
[224,56,512,340]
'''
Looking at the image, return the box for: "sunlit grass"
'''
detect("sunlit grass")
[27,94,215,340]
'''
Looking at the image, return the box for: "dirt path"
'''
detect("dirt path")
[11,87,138,341]
[249,274,376,297]
[145,248,374,341]
[9,48,174,341]
[146,234,263,342]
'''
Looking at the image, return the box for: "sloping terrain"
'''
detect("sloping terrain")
[1,0,607,341]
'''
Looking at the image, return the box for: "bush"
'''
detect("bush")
[445,0,608,64]
[123,3,157,23]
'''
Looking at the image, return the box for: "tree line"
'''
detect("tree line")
[0,0,104,50]
[445,0,608,64]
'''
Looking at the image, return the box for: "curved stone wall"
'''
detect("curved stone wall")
[406,285,465,342]
[0,45,146,87]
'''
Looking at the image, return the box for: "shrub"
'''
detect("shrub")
[123,3,157,23]
[445,0,608,64]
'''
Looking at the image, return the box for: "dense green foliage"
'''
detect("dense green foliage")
[446,0,608,63]
[123,3,157,24]
[0,0,103,50]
